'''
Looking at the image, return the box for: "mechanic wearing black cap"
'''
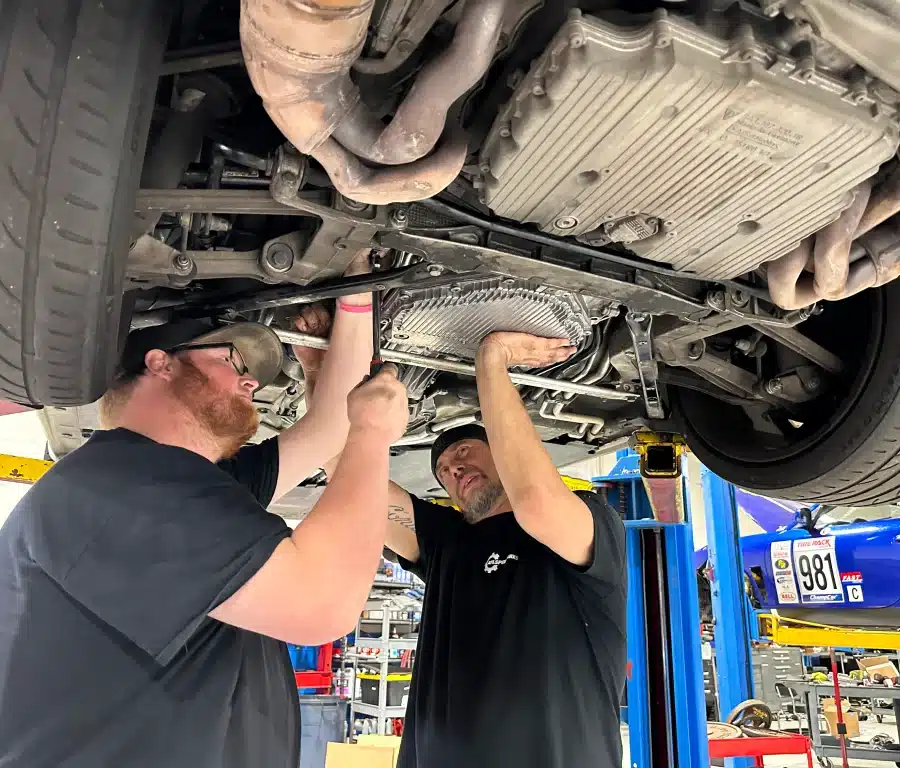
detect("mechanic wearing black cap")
[306,328,628,768]
[0,254,409,768]
[384,332,627,768]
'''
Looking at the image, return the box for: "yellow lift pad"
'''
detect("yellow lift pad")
[0,454,53,485]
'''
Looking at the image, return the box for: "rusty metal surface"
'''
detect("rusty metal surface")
[768,175,900,309]
[812,180,872,299]
[332,0,507,165]
[240,0,470,203]
[311,134,467,205]
[240,0,370,152]
[855,166,900,237]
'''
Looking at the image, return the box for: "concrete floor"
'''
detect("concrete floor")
[621,715,900,767]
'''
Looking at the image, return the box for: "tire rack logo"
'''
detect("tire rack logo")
[484,553,519,574]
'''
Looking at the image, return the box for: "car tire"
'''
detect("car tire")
[672,282,900,505]
[0,0,169,405]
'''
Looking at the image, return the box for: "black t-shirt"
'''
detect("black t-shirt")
[0,428,298,768]
[397,492,626,768]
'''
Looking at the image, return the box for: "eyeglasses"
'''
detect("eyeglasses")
[168,342,249,377]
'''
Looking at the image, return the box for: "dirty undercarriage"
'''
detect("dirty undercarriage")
[61,0,900,503]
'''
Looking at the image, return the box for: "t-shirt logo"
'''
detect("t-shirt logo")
[484,552,519,574]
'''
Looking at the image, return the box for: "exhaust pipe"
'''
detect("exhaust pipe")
[240,0,500,204]
[768,171,900,309]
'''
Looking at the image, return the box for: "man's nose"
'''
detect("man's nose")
[450,464,466,481]
[239,374,259,393]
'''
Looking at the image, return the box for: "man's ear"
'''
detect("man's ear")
[143,349,176,381]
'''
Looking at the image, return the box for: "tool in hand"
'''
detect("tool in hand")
[370,288,384,378]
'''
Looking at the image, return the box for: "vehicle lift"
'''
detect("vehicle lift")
[598,443,800,768]
[597,448,710,768]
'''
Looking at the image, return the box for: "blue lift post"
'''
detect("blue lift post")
[598,452,708,768]
[701,466,755,768]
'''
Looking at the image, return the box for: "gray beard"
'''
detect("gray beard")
[460,482,504,524]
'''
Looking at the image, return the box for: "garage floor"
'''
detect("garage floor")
[621,717,899,767]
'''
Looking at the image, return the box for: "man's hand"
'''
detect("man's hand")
[478,332,576,368]
[292,304,331,373]
[347,364,408,444]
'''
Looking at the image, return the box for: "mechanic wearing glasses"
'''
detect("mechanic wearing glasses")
[0,255,409,768]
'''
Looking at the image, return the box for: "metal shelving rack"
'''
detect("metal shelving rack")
[349,598,419,735]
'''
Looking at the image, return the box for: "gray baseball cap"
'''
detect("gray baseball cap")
[120,319,284,388]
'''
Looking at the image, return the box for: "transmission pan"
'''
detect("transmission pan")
[382,278,592,360]
[480,10,899,279]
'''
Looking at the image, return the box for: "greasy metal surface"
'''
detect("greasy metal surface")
[480,9,898,280]
[378,230,708,317]
[312,134,467,204]
[419,197,771,301]
[794,0,900,93]
[626,313,665,419]
[126,235,273,286]
[381,277,592,359]
[747,323,843,374]
[353,0,452,74]
[278,328,639,401]
[855,166,900,236]
[332,0,506,165]
[135,188,311,216]
[768,195,900,309]
[810,179,872,299]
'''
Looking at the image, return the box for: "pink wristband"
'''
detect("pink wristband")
[337,299,372,313]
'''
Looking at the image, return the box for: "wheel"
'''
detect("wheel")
[817,757,833,768]
[725,699,773,729]
[672,283,900,504]
[0,0,170,405]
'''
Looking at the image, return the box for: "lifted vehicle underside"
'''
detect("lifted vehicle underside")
[10,0,900,503]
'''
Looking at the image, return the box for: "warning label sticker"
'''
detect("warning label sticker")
[770,541,798,604]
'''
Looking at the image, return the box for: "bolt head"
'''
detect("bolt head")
[687,341,705,360]
[765,378,783,395]
[427,264,443,277]
[265,243,294,272]
[396,39,414,54]
[707,290,726,310]
[555,216,578,230]
[806,375,821,390]
[730,289,749,307]
[172,253,192,274]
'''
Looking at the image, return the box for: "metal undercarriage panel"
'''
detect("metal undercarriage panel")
[480,9,899,280]
[381,277,593,359]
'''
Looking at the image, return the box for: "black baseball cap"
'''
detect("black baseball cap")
[119,319,285,388]
[430,424,489,481]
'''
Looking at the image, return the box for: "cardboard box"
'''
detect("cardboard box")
[356,735,401,767]
[822,698,860,738]
[857,656,900,681]
[325,743,396,768]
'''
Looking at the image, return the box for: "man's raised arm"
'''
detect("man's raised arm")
[271,251,373,500]
[474,332,597,567]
